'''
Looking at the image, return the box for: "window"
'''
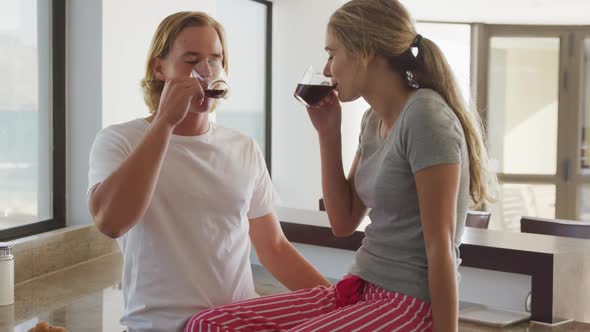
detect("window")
[0,0,65,240]
[415,22,472,103]
[216,0,273,171]
[579,37,590,221]
[481,27,590,227]
[582,38,590,172]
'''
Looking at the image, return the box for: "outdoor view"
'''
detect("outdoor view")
[0,0,52,231]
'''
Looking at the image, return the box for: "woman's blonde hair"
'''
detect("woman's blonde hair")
[140,11,228,114]
[329,0,496,207]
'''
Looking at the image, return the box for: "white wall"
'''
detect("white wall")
[67,0,103,226]
[401,0,590,25]
[271,0,367,212]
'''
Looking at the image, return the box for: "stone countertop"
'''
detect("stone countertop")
[1,253,589,332]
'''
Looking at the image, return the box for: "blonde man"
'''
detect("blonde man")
[87,12,330,332]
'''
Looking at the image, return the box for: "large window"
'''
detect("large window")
[581,39,590,172]
[0,0,65,240]
[579,37,590,221]
[485,35,560,230]
[415,22,472,103]
[216,0,272,171]
[481,27,590,228]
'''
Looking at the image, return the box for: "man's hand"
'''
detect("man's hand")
[154,77,205,128]
[249,212,331,290]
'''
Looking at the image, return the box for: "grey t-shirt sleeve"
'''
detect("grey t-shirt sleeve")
[356,109,372,155]
[401,97,464,174]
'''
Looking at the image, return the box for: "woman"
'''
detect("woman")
[185,0,495,331]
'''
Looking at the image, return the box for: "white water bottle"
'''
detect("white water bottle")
[0,245,14,306]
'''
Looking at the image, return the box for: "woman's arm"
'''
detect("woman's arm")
[308,92,368,237]
[318,143,368,237]
[415,163,461,332]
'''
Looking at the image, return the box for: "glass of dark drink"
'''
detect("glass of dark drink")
[191,64,230,99]
[294,65,336,107]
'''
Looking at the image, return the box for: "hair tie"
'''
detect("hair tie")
[412,34,423,48]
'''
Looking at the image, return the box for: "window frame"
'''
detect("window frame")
[0,0,66,241]
[248,0,273,174]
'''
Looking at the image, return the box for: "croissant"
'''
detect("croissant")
[27,321,67,332]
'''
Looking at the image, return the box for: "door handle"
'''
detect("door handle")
[562,159,571,182]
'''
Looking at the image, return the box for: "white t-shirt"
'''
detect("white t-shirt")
[87,119,279,332]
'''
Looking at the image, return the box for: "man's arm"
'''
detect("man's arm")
[249,212,332,290]
[88,120,174,238]
[88,77,203,238]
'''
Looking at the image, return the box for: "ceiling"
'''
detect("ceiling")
[400,0,590,25]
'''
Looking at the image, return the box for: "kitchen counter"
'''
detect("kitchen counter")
[1,252,589,332]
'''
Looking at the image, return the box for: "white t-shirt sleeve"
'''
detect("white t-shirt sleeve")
[247,139,281,219]
[87,127,131,197]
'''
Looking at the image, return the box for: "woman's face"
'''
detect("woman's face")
[154,26,224,113]
[323,28,364,103]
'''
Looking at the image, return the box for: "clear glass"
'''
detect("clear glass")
[581,39,590,172]
[215,0,268,154]
[294,65,336,107]
[0,0,52,231]
[487,37,560,175]
[489,183,556,231]
[190,58,230,99]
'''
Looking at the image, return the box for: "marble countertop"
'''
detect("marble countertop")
[461,228,590,254]
[1,252,589,332]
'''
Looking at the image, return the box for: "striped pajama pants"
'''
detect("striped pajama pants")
[184,275,433,332]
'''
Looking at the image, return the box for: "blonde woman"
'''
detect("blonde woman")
[87,12,329,331]
[185,0,495,331]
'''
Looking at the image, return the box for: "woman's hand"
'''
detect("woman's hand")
[306,90,342,137]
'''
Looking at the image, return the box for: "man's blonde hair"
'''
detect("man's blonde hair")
[140,12,228,114]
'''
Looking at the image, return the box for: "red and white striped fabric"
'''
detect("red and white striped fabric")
[184,275,432,332]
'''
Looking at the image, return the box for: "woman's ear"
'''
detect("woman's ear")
[152,58,166,81]
[358,53,375,69]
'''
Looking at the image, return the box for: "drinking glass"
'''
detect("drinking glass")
[294,65,336,107]
[191,62,230,99]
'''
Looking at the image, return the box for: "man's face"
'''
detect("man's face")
[156,26,224,113]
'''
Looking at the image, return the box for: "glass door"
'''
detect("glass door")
[573,31,590,222]
[476,25,576,230]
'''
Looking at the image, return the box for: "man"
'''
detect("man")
[88,11,330,332]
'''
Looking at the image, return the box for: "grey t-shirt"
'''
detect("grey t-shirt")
[349,88,470,302]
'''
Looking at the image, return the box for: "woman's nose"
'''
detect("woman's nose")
[323,62,331,77]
